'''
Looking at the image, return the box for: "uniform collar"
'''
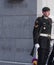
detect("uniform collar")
[42,15,49,19]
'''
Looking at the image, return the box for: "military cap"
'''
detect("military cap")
[42,7,50,12]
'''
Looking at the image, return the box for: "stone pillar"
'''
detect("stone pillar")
[37,0,42,17]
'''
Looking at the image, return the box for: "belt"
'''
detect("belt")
[40,33,51,37]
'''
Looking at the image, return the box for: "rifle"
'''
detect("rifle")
[32,44,40,65]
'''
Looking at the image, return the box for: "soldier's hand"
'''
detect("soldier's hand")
[50,40,54,48]
[35,43,40,49]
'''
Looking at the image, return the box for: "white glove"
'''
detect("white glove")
[50,40,54,48]
[35,43,40,49]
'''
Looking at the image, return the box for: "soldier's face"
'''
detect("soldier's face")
[42,11,50,17]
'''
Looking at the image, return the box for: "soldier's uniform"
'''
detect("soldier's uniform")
[33,15,52,65]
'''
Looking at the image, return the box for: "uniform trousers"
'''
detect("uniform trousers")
[38,37,50,65]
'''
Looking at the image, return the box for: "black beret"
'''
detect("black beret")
[42,7,50,12]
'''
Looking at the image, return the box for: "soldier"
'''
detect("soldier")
[30,7,52,65]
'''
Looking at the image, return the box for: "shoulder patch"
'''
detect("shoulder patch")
[35,24,39,28]
[34,20,39,28]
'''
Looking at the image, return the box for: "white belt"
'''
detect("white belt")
[40,33,51,37]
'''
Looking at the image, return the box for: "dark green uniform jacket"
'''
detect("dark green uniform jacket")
[33,16,52,49]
